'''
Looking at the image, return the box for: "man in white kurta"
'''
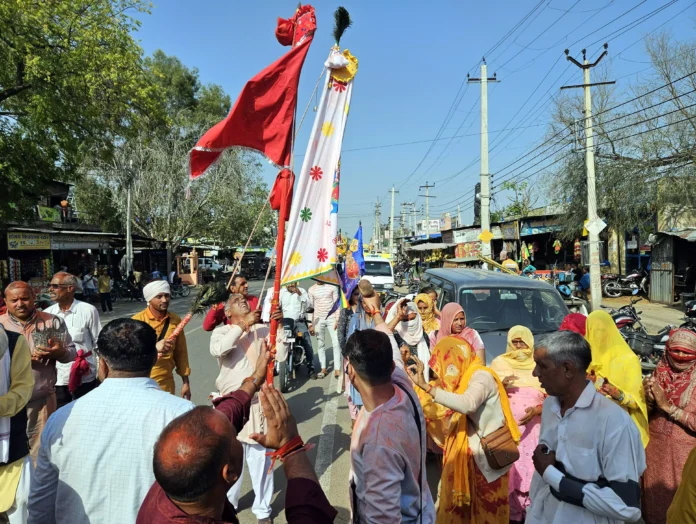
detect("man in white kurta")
[210,294,279,523]
[527,330,646,524]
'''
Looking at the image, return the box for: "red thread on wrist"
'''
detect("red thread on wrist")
[265,435,305,472]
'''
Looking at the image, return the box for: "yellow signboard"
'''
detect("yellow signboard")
[7,232,51,251]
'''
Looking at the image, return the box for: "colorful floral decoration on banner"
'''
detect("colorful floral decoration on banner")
[281,44,358,285]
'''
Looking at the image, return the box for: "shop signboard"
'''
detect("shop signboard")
[7,232,51,251]
[519,218,562,236]
[453,226,503,244]
[500,221,519,240]
[440,213,452,231]
[455,242,482,259]
[36,206,62,223]
[50,235,112,250]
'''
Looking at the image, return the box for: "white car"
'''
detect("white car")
[361,256,395,293]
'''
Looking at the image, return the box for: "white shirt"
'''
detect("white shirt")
[279,287,309,321]
[308,284,339,322]
[28,377,194,524]
[45,300,101,386]
[82,274,96,290]
[261,289,274,323]
[528,381,646,524]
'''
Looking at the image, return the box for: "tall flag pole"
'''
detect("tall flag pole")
[281,7,357,293]
[185,6,317,385]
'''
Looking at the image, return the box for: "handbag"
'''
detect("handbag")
[477,423,519,470]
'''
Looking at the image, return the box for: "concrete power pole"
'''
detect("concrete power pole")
[562,44,615,312]
[419,182,435,240]
[468,59,498,257]
[373,200,382,251]
[457,204,462,228]
[389,186,399,258]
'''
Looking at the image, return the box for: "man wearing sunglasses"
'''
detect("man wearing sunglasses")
[45,272,101,408]
[0,281,76,460]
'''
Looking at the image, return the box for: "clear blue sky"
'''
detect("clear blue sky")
[133,0,695,240]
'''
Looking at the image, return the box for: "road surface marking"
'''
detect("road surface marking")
[316,374,339,493]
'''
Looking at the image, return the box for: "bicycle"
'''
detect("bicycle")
[170,283,191,298]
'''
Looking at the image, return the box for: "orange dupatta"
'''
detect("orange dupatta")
[417,336,521,519]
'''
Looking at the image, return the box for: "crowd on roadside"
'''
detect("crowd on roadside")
[1,267,696,523]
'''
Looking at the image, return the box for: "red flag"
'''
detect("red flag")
[188,6,316,180]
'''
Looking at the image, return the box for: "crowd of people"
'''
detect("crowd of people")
[1,268,696,523]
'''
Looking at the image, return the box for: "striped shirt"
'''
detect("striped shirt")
[308,284,339,322]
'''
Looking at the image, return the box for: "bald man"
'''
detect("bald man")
[0,281,75,460]
[138,348,337,524]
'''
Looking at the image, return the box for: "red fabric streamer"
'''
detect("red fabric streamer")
[269,169,295,221]
[68,349,92,393]
[188,6,316,180]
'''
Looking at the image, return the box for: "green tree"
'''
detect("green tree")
[492,180,539,221]
[78,50,271,270]
[0,0,164,223]
[545,31,696,240]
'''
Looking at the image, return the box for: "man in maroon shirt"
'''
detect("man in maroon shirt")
[203,275,259,332]
[138,348,336,524]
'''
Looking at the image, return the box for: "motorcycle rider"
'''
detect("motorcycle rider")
[279,283,316,379]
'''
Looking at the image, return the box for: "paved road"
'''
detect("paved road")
[99,280,441,523]
[102,281,355,523]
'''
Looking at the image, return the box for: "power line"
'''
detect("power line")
[429,77,696,212]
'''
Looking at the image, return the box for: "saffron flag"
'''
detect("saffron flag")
[281,48,358,285]
[188,6,317,180]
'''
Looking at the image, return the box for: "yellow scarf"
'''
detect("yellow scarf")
[414,293,440,334]
[585,310,649,447]
[417,336,521,521]
[490,326,545,394]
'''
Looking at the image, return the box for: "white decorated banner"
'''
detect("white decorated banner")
[281,49,356,285]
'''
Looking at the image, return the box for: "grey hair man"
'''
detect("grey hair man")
[209,293,284,524]
[527,330,646,524]
[45,272,102,408]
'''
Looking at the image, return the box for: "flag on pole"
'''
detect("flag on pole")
[341,224,366,298]
[281,47,358,285]
[188,6,317,180]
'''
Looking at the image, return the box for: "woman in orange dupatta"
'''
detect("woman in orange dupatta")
[406,336,521,523]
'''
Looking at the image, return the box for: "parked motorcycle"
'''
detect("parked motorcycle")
[275,318,311,393]
[601,290,646,333]
[602,267,650,298]
[681,298,696,330]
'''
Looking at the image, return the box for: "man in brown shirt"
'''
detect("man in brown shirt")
[0,281,75,460]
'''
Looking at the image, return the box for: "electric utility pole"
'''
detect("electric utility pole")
[561,44,615,312]
[389,186,399,258]
[468,58,499,257]
[374,200,382,251]
[419,182,436,240]
[457,204,462,228]
[402,202,415,236]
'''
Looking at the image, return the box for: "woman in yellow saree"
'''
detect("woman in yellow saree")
[407,336,520,523]
[585,310,649,447]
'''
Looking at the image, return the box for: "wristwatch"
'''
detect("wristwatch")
[242,375,263,392]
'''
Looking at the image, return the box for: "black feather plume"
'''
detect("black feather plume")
[333,7,352,46]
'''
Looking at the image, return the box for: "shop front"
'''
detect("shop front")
[50,232,118,276]
[1,230,54,294]
[518,216,573,269]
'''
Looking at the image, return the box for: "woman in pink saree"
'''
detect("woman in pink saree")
[490,325,546,523]
[431,302,486,363]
